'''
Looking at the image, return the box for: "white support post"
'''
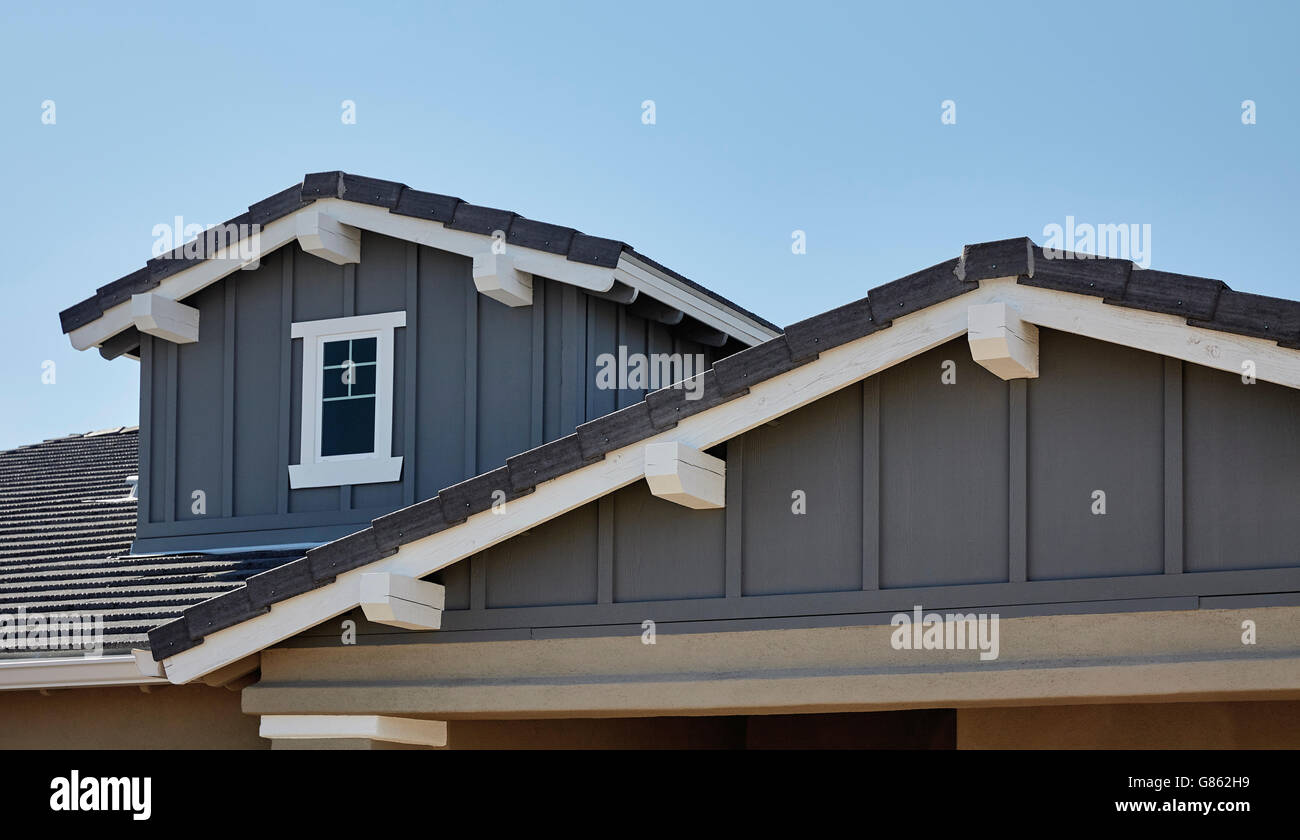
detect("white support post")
[472,252,533,307]
[644,441,726,509]
[296,210,361,265]
[130,293,200,344]
[967,302,1039,379]
[359,573,445,631]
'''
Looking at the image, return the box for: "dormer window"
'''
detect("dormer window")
[288,311,405,489]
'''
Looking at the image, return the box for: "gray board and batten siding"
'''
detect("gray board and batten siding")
[281,329,1300,649]
[135,231,744,554]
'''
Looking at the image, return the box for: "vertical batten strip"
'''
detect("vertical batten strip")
[862,378,880,590]
[164,342,178,522]
[139,338,153,526]
[725,436,744,597]
[531,278,545,448]
[464,283,478,478]
[1008,379,1028,582]
[276,252,292,516]
[1164,357,1184,575]
[403,244,418,507]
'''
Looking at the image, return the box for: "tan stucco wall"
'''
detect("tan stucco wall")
[0,683,266,749]
[248,606,1300,719]
[957,700,1300,749]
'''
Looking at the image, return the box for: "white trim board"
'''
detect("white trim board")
[68,198,778,352]
[155,277,1300,684]
[0,655,168,692]
[259,714,448,746]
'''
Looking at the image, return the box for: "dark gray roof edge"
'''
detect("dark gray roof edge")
[146,236,1300,661]
[59,171,776,339]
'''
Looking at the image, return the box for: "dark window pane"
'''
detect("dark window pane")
[350,337,377,364]
[322,367,350,399]
[321,397,376,456]
[353,363,377,396]
[323,339,350,367]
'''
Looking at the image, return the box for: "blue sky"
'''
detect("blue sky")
[1,0,1296,449]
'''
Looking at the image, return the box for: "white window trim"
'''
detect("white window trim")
[288,311,405,489]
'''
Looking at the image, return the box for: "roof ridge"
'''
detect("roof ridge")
[59,171,779,337]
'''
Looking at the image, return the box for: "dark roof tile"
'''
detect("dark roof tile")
[305,528,387,582]
[505,435,589,492]
[339,173,406,208]
[447,203,517,236]
[783,296,881,363]
[507,218,575,255]
[958,237,1035,282]
[372,498,449,553]
[391,188,462,224]
[644,369,738,430]
[1106,269,1226,321]
[712,336,800,397]
[437,466,531,524]
[575,403,656,461]
[1021,246,1132,299]
[867,256,972,321]
[1188,290,1300,345]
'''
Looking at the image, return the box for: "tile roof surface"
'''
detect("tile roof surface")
[0,428,297,657]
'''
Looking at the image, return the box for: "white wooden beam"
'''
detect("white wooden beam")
[130,293,199,344]
[359,573,445,630]
[259,715,448,747]
[132,649,166,678]
[967,301,1039,379]
[472,252,532,307]
[644,441,726,509]
[295,210,361,265]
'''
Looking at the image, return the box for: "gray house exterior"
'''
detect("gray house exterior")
[5,182,1299,749]
[130,232,753,553]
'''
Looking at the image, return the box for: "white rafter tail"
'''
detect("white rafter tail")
[296,210,361,265]
[130,293,199,344]
[132,648,166,678]
[259,715,448,747]
[359,573,445,630]
[472,252,533,307]
[967,302,1039,379]
[644,441,726,509]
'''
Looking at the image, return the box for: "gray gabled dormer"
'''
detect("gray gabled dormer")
[59,172,778,553]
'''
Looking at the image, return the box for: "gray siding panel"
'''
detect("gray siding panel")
[278,327,1300,648]
[476,296,533,472]
[483,502,599,608]
[1027,331,1164,580]
[879,341,1010,588]
[612,483,725,602]
[1184,362,1300,571]
[414,246,469,501]
[741,384,864,595]
[174,284,225,520]
[232,252,284,517]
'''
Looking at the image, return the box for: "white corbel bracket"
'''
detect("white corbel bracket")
[967,302,1039,379]
[359,573,445,631]
[296,210,361,265]
[644,441,726,509]
[472,252,533,307]
[130,293,199,344]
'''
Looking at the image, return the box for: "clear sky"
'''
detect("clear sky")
[1,0,1296,449]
